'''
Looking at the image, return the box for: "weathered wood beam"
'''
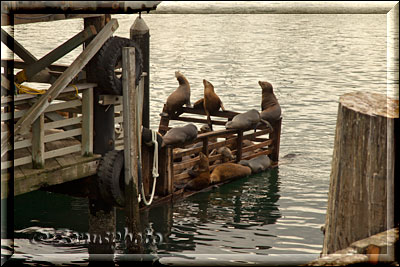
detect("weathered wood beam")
[1,18,119,157]
[122,46,143,253]
[15,25,97,84]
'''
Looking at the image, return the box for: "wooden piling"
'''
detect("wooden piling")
[130,15,150,128]
[83,15,116,260]
[322,92,398,255]
[122,47,143,253]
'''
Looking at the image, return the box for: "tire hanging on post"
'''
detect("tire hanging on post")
[94,36,143,95]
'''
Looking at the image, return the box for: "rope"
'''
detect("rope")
[140,129,159,206]
[14,82,79,98]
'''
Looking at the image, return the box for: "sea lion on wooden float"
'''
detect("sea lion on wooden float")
[210,163,251,184]
[162,123,198,147]
[259,81,281,123]
[225,109,271,131]
[217,146,234,163]
[203,79,226,130]
[239,154,271,174]
[185,152,211,191]
[162,71,191,117]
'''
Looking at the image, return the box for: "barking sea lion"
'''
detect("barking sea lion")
[210,163,251,184]
[163,71,191,117]
[162,123,198,147]
[259,81,281,123]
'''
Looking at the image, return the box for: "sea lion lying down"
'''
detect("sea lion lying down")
[238,154,271,174]
[225,109,272,131]
[210,163,251,184]
[162,123,198,147]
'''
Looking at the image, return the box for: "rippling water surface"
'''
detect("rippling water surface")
[2,10,390,265]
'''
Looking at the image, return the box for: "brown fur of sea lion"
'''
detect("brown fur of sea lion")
[203,79,225,130]
[210,163,251,184]
[185,152,211,191]
[162,123,198,147]
[164,71,191,117]
[259,81,281,123]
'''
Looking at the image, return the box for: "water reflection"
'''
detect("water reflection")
[150,169,281,254]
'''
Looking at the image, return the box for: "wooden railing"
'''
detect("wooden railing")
[1,83,94,170]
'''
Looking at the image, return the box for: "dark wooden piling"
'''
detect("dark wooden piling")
[130,15,150,129]
[84,15,116,260]
[322,92,398,255]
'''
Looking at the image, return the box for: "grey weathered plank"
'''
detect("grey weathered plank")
[44,144,81,159]
[44,128,82,143]
[81,87,93,156]
[44,116,82,130]
[1,18,118,157]
[31,114,44,168]
[15,25,97,83]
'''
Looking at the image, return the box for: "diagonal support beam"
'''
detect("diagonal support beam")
[1,18,119,157]
[14,25,97,84]
[1,28,54,83]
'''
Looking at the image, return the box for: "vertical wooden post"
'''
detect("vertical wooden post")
[235,130,243,162]
[130,15,150,128]
[122,47,143,253]
[202,137,209,157]
[31,114,44,169]
[270,118,282,163]
[81,87,93,156]
[156,146,173,197]
[322,92,397,255]
[158,105,170,135]
[84,15,116,261]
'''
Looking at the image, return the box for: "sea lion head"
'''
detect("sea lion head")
[259,81,273,94]
[200,124,212,133]
[175,71,189,86]
[203,79,214,92]
[198,152,210,171]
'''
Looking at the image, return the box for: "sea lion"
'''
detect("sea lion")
[210,163,251,184]
[225,109,266,130]
[162,123,198,147]
[238,154,271,174]
[203,79,226,130]
[259,81,281,123]
[217,146,234,163]
[184,152,211,191]
[162,71,191,117]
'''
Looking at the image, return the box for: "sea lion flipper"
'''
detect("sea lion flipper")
[220,100,226,111]
[260,119,273,132]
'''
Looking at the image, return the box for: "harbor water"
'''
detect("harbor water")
[2,5,391,265]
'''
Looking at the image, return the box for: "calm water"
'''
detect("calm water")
[2,10,390,265]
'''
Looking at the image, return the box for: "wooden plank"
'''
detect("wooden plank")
[44,128,82,143]
[81,87,93,156]
[2,109,26,121]
[180,106,239,118]
[44,99,82,113]
[14,139,32,150]
[44,144,81,159]
[15,25,97,83]
[173,146,203,158]
[4,156,100,199]
[236,130,243,162]
[44,116,82,130]
[1,74,10,91]
[2,19,119,157]
[173,116,227,126]
[241,139,273,154]
[241,149,272,160]
[31,114,44,168]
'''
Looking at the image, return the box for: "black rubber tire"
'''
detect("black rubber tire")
[95,36,143,95]
[97,149,125,207]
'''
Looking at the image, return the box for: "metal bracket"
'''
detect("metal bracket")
[98,95,122,105]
